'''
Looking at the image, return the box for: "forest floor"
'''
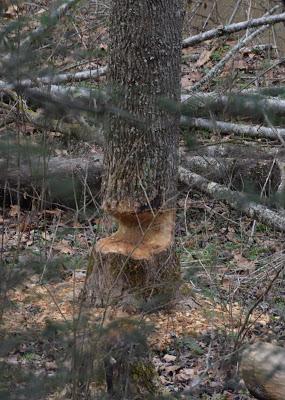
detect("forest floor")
[1,1,285,399]
[1,189,285,399]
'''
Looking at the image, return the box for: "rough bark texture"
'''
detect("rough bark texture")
[240,342,285,400]
[88,0,184,308]
[103,0,183,214]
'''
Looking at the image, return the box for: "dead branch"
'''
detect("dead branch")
[179,166,285,231]
[189,23,274,93]
[0,67,107,89]
[181,116,285,141]
[182,92,285,119]
[182,7,284,48]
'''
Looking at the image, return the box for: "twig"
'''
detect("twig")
[234,264,285,348]
[188,23,274,93]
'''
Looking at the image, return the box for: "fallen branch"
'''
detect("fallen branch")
[189,23,273,93]
[182,7,284,48]
[179,166,285,231]
[1,153,285,231]
[181,92,285,119]
[181,116,285,141]
[181,154,281,193]
[9,66,107,87]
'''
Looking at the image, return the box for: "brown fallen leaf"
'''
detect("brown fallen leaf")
[163,354,177,362]
[176,368,195,382]
[9,205,20,217]
[53,239,74,254]
[196,47,217,68]
[3,4,18,18]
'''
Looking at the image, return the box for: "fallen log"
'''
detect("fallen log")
[0,155,103,207]
[1,150,281,203]
[1,154,285,231]
[186,142,284,160]
[181,154,281,193]
[179,167,285,231]
[181,116,285,141]
[240,342,285,400]
[2,79,285,129]
[181,92,285,120]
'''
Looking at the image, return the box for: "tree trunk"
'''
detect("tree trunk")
[240,342,285,400]
[87,0,184,310]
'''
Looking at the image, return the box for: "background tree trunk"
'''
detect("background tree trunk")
[87,0,184,309]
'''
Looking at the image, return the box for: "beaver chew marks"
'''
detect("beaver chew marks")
[96,210,175,260]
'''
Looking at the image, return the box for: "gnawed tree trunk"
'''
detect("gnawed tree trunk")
[240,342,285,400]
[87,0,184,310]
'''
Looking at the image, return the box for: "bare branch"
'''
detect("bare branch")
[179,167,285,231]
[182,7,284,48]
[181,116,285,140]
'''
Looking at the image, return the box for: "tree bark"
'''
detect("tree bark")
[240,342,285,400]
[87,0,184,309]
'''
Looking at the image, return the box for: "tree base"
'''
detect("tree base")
[86,210,181,311]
